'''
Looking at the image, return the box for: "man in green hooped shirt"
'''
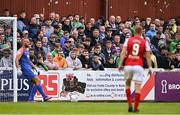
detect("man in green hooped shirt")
[169,27,180,53]
[72,14,84,29]
[169,41,180,53]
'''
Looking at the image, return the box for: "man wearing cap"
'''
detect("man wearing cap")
[22,30,32,41]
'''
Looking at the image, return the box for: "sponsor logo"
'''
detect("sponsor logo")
[161,80,180,94]
[36,74,59,97]
[161,80,167,93]
[0,78,29,91]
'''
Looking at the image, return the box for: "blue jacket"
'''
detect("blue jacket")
[145,29,156,39]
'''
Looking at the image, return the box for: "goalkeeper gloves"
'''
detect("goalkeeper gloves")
[32,67,40,76]
[17,68,22,76]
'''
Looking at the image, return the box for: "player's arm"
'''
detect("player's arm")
[30,61,36,68]
[145,51,152,68]
[119,46,127,68]
[119,39,128,69]
[145,41,152,73]
[15,48,24,68]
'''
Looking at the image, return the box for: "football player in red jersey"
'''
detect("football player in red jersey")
[119,25,152,112]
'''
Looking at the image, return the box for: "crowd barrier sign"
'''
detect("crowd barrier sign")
[35,70,154,101]
[155,72,180,101]
[1,68,179,102]
[0,70,32,101]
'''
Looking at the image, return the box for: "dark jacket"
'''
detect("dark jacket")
[62,24,72,33]
[78,55,91,68]
[34,46,46,61]
[28,24,39,41]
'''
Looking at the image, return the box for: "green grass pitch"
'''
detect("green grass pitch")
[0,102,179,114]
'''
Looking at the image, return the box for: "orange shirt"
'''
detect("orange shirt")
[54,55,68,68]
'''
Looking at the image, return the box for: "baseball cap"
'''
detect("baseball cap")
[77,26,84,30]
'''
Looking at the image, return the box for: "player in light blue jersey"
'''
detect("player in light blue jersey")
[15,38,52,102]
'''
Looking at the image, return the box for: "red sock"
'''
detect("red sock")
[125,89,132,107]
[134,93,141,111]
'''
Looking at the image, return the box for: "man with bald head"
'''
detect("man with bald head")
[16,38,52,102]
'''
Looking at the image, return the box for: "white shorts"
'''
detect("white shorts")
[124,66,144,84]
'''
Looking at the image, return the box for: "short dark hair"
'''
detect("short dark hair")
[55,43,61,48]
[106,40,112,44]
[84,37,91,42]
[93,28,99,32]
[3,49,10,53]
[77,26,84,30]
[64,31,69,34]
[53,24,60,29]
[94,43,101,49]
[83,49,88,53]
[69,35,75,39]
[106,27,112,32]
[35,40,42,44]
[29,48,34,51]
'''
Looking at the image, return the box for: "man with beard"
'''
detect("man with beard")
[15,38,52,102]
[90,44,106,66]
[90,28,101,47]
[66,50,82,70]
[78,49,91,69]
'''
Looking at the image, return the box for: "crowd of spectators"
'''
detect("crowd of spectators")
[0,9,179,70]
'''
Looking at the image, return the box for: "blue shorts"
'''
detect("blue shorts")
[22,68,37,80]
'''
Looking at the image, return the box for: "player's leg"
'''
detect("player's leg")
[134,82,141,112]
[25,69,51,102]
[31,76,52,101]
[125,78,133,112]
[22,69,38,102]
[132,66,144,112]
[28,83,37,101]
[124,66,133,112]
